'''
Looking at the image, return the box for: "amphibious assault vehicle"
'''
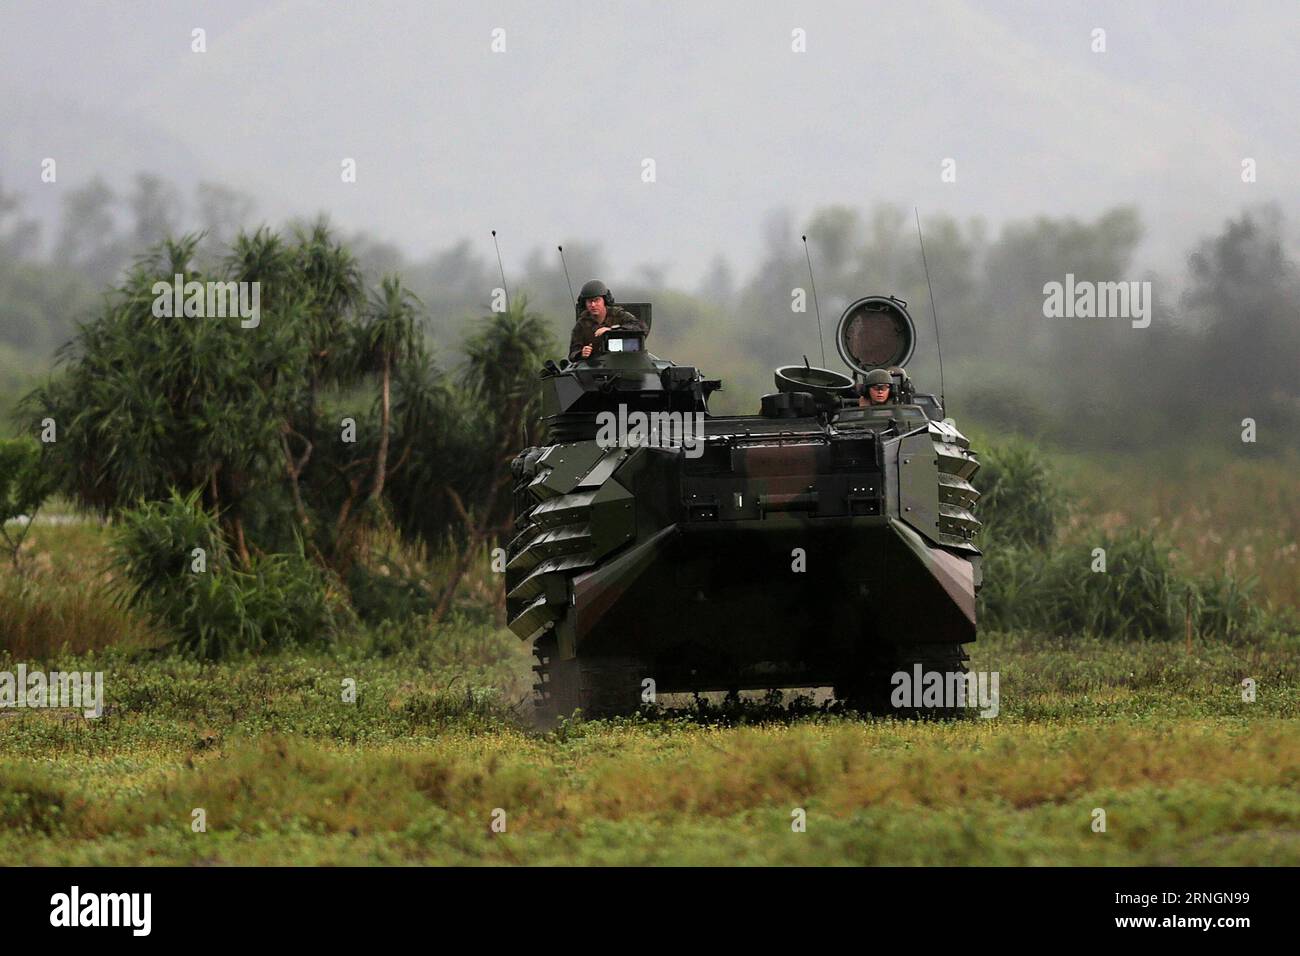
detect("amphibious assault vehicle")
[506,296,981,717]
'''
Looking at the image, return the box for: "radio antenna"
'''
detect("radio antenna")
[801,234,827,367]
[491,230,509,313]
[914,208,947,415]
[557,245,575,303]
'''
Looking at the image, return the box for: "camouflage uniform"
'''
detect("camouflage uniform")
[568,305,647,362]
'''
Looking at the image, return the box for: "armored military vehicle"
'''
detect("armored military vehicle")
[506,296,981,718]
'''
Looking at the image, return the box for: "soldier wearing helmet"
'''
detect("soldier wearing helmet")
[857,368,894,407]
[568,279,647,362]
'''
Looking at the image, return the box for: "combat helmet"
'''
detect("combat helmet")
[577,279,613,308]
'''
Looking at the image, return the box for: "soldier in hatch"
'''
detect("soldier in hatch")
[857,368,894,407]
[568,279,647,362]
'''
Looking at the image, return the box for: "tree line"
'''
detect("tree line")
[2,173,1297,452]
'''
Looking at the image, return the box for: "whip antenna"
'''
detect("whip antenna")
[557,245,575,303]
[914,208,947,415]
[491,230,509,312]
[801,234,827,367]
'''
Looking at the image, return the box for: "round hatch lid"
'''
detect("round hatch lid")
[835,296,916,373]
[773,364,855,405]
[774,364,854,394]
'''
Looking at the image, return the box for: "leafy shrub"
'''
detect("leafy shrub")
[973,439,1065,550]
[111,489,347,658]
[242,552,350,650]
[346,559,437,624]
[1194,571,1269,642]
[0,436,59,567]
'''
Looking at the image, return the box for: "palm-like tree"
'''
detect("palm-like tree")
[423,296,555,620]
[359,275,422,504]
[462,297,553,427]
[293,218,363,389]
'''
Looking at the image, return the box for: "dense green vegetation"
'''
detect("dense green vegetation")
[4,175,1298,449]
[9,224,555,654]
[2,440,1296,865]
[1,627,1295,865]
[974,440,1288,640]
[0,437,57,570]
[1,176,1296,866]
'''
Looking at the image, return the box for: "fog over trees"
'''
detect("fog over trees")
[1,171,1294,453]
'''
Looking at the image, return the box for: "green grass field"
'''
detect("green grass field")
[2,628,1296,865]
[2,448,1297,866]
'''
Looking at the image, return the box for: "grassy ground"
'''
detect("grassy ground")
[1051,448,1300,612]
[1,454,1296,865]
[1,629,1296,865]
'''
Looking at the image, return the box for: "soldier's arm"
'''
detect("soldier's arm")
[568,322,588,362]
[615,308,648,333]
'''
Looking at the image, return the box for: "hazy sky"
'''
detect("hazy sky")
[3,0,1296,284]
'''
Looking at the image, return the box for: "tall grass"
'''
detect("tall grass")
[973,437,1065,549]
[974,441,1282,640]
[1058,450,1300,611]
[979,529,1265,640]
[0,574,164,658]
[0,516,166,658]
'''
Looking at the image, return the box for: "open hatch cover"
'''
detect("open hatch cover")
[835,296,916,373]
